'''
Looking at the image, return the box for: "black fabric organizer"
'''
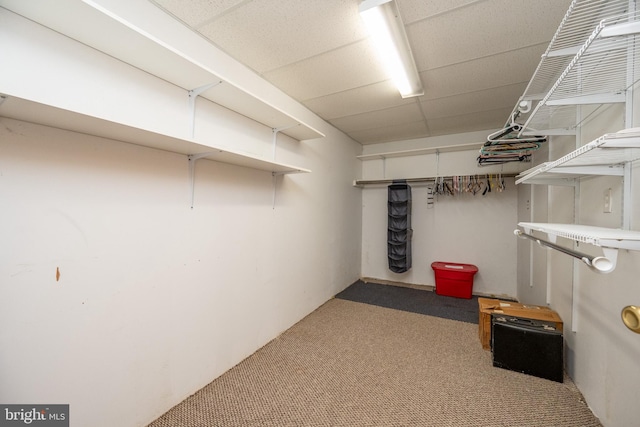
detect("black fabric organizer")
[387,181,412,273]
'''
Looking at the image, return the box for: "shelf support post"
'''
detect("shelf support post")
[188,152,215,209]
[189,81,222,139]
[623,163,632,229]
[382,156,387,179]
[270,125,298,209]
[623,0,635,228]
[272,172,279,209]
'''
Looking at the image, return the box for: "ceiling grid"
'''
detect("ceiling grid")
[150,0,573,144]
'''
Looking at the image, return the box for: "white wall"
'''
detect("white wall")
[360,133,524,298]
[0,9,362,427]
[525,100,640,427]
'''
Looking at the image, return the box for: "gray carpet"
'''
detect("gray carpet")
[148,296,601,426]
[335,280,479,324]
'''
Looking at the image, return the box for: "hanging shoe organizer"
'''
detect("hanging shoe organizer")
[388,181,412,273]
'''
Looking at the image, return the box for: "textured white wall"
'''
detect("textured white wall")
[0,118,362,427]
[360,137,521,298]
[0,10,362,427]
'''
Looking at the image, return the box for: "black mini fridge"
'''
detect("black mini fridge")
[491,315,564,382]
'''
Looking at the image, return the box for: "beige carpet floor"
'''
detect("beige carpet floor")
[148,297,601,427]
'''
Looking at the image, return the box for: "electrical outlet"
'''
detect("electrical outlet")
[604,188,612,213]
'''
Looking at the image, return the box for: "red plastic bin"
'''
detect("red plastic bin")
[431,262,478,299]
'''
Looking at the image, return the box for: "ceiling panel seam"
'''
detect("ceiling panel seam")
[338,104,515,129]
[192,0,255,30]
[414,41,551,73]
[420,81,531,102]
[302,79,529,107]
[261,38,370,76]
[401,0,488,25]
[416,98,430,134]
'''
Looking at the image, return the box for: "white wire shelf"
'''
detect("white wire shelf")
[516,129,640,185]
[508,0,640,135]
[518,222,640,251]
[516,222,640,274]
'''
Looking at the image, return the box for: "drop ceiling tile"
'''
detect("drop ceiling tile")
[427,107,514,136]
[348,120,430,145]
[329,103,424,133]
[147,0,572,146]
[408,0,572,70]
[303,80,412,120]
[263,39,387,101]
[421,83,527,119]
[151,0,246,27]
[198,0,368,72]
[397,0,481,24]
[419,45,546,100]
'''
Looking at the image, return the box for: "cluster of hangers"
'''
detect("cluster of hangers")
[478,113,546,166]
[427,174,506,206]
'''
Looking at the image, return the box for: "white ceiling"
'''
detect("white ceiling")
[149,0,573,145]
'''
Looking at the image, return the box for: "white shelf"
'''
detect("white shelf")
[508,0,640,135]
[518,222,640,251]
[516,129,640,185]
[0,96,310,176]
[514,129,640,273]
[516,222,640,274]
[0,0,324,142]
[357,142,482,160]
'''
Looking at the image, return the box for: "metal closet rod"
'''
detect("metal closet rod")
[513,230,614,273]
[354,173,518,186]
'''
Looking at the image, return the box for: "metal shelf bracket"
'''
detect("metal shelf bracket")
[189,81,223,138]
[272,124,299,160]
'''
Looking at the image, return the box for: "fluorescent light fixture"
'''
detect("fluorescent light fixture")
[359,0,423,98]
